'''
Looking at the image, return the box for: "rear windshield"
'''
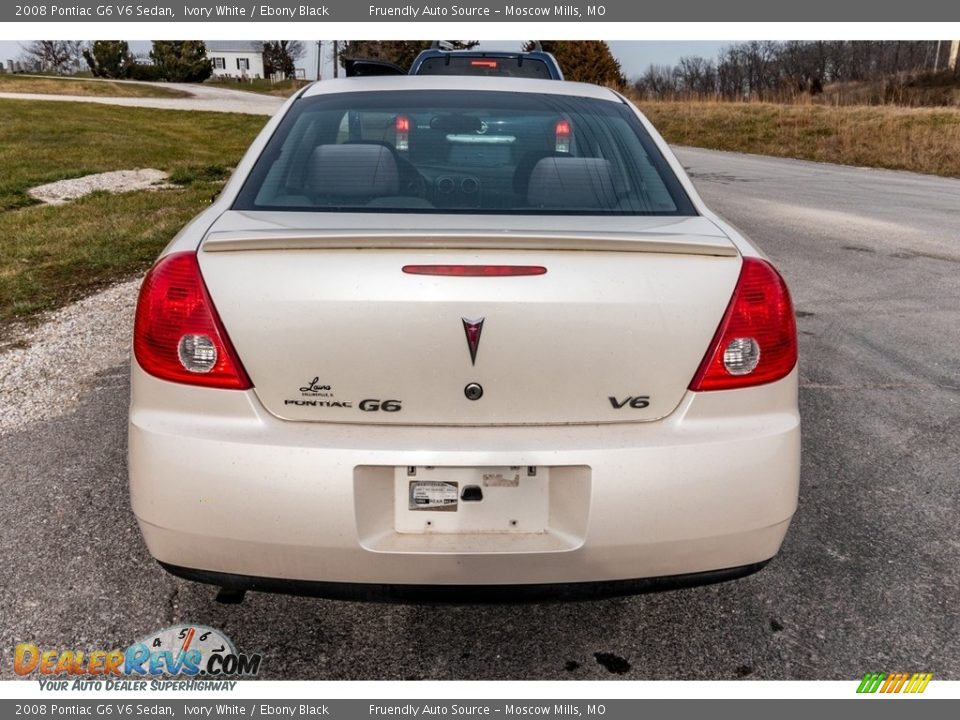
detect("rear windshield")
[416,56,554,79]
[233,90,696,216]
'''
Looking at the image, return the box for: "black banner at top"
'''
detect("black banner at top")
[4,0,960,22]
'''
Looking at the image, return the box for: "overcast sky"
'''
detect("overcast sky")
[0,40,731,80]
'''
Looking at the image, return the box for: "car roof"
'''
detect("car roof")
[299,75,623,103]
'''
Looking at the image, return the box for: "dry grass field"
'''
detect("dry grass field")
[633,99,960,178]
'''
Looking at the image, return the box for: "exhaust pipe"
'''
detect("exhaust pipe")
[215,587,246,604]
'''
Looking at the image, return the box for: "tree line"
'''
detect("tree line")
[17,39,628,87]
[16,40,305,83]
[632,41,960,101]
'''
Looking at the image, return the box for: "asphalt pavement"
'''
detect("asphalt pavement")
[1,148,957,680]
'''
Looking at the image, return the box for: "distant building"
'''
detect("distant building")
[205,41,263,80]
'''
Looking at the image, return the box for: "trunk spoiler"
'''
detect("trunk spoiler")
[201,230,738,257]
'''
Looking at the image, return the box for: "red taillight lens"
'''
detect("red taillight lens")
[689,257,797,392]
[470,60,498,68]
[555,119,572,152]
[395,114,410,151]
[133,252,252,390]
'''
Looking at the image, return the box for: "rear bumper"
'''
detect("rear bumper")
[129,364,800,590]
[159,560,771,604]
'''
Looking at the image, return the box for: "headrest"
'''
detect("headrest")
[526,157,617,209]
[307,144,400,198]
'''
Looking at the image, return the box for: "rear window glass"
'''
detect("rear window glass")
[416,56,553,79]
[233,90,696,216]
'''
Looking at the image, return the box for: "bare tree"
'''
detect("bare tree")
[256,40,308,77]
[630,40,952,102]
[633,64,679,99]
[19,41,77,74]
[675,56,717,96]
[64,41,87,72]
[284,41,306,62]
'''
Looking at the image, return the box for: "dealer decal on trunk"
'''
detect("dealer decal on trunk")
[286,378,402,412]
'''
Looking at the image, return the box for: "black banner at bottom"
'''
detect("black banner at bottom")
[1,699,956,720]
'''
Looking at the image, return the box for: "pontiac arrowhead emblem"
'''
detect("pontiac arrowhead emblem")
[461,317,484,365]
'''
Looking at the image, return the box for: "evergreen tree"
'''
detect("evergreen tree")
[524,41,625,87]
[150,41,212,83]
[260,41,304,78]
[83,41,134,79]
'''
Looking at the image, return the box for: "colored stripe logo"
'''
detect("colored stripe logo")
[857,672,933,694]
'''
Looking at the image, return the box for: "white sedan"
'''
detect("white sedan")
[129,75,799,602]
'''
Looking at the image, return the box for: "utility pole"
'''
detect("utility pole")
[316,40,322,80]
[333,40,339,78]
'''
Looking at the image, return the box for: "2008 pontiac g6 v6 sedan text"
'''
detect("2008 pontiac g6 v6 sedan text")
[128,75,799,602]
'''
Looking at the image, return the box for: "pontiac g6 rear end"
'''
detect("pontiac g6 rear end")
[128,76,799,602]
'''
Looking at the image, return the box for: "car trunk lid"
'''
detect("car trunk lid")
[198,212,740,425]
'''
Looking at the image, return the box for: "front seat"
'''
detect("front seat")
[525,156,618,209]
[306,144,401,204]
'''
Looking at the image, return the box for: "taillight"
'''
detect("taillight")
[689,257,797,391]
[555,119,572,153]
[470,60,498,69]
[133,252,252,390]
[395,114,410,152]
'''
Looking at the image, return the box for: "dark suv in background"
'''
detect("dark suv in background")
[410,42,564,80]
[343,42,565,80]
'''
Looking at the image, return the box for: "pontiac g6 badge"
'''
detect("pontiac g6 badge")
[462,317,484,365]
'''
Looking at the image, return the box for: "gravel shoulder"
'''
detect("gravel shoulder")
[0,279,139,436]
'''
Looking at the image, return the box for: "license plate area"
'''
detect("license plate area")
[394,466,548,534]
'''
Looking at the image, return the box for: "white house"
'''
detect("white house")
[205,41,264,80]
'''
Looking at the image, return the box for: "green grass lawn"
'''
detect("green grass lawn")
[0,74,191,99]
[0,99,265,329]
[0,99,265,211]
[1,186,220,324]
